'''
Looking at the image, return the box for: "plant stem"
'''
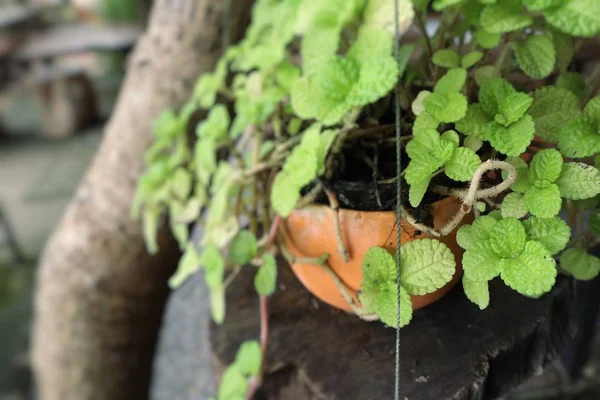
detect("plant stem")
[247,215,281,400]
[495,41,512,75]
[324,187,350,262]
[414,12,434,58]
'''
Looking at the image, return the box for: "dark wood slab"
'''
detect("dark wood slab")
[211,260,575,400]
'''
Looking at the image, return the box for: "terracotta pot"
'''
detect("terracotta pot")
[280,197,473,312]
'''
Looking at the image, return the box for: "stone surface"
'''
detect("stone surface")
[151,270,215,400]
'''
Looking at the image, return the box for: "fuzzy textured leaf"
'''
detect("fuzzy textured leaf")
[432,49,460,68]
[560,248,600,280]
[501,192,527,218]
[524,184,562,218]
[462,241,503,281]
[475,30,502,49]
[557,118,600,158]
[361,246,397,286]
[462,51,484,68]
[254,254,277,296]
[456,215,499,250]
[530,148,563,188]
[496,92,533,127]
[544,0,600,37]
[424,92,468,123]
[400,239,456,295]
[523,216,571,255]
[229,230,258,266]
[528,87,582,143]
[480,1,533,33]
[445,147,481,181]
[375,284,413,328]
[463,277,490,310]
[556,163,600,200]
[514,35,556,79]
[455,104,491,140]
[490,217,527,259]
[488,115,535,157]
[347,55,399,107]
[434,68,467,94]
[500,241,557,296]
[479,78,517,116]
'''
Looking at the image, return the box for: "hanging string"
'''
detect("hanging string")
[393,0,403,398]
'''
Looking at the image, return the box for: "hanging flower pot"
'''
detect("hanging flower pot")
[280,196,471,312]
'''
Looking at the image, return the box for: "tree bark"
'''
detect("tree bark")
[31,1,252,399]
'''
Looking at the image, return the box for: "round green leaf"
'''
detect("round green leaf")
[514,35,556,79]
[432,49,460,68]
[489,217,527,259]
[500,241,557,297]
[254,254,278,296]
[501,192,527,219]
[556,162,600,200]
[462,241,503,281]
[400,239,456,295]
[560,248,600,280]
[462,277,490,310]
[530,148,563,188]
[523,216,571,255]
[524,184,562,218]
[235,340,262,376]
[229,230,258,266]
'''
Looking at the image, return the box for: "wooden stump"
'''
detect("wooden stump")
[211,261,575,400]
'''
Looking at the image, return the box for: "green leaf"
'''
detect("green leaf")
[523,0,565,10]
[169,245,202,288]
[347,25,393,62]
[474,65,501,86]
[560,248,600,280]
[434,68,467,94]
[495,92,533,127]
[528,86,582,143]
[254,254,277,296]
[375,284,413,328]
[551,29,574,72]
[475,30,502,49]
[479,78,517,116]
[501,192,527,218]
[218,364,248,399]
[400,239,456,295]
[465,136,484,151]
[424,92,468,123]
[490,217,527,258]
[558,118,600,159]
[411,90,431,116]
[459,54,481,72]
[364,0,415,35]
[171,168,192,201]
[210,286,226,324]
[463,277,490,310]
[142,206,160,255]
[523,216,571,255]
[235,341,262,376]
[590,210,600,236]
[544,0,600,37]
[556,162,600,200]
[524,184,562,218]
[455,104,492,140]
[557,72,586,100]
[445,147,482,181]
[290,77,316,119]
[229,230,258,266]
[456,215,499,250]
[514,35,556,79]
[441,130,460,147]
[500,241,557,296]
[432,0,465,11]
[153,109,184,139]
[585,96,600,129]
[361,246,397,286]
[408,177,432,208]
[504,157,533,193]
[488,115,535,157]
[432,49,460,68]
[462,241,503,281]
[301,25,341,76]
[530,148,563,188]
[202,245,226,289]
[195,138,217,184]
[347,55,399,107]
[480,1,533,33]
[315,56,359,102]
[196,104,230,140]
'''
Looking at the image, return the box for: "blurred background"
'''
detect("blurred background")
[0,0,147,398]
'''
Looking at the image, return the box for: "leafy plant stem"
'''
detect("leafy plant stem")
[247,214,281,400]
[324,187,350,262]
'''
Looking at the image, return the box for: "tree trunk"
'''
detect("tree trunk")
[31,1,252,399]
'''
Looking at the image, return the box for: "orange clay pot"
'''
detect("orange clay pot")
[280,197,473,312]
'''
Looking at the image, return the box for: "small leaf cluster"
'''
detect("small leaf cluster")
[359,240,456,327]
[211,340,262,400]
[458,216,569,308]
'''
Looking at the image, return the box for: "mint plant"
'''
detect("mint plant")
[133,0,600,396]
